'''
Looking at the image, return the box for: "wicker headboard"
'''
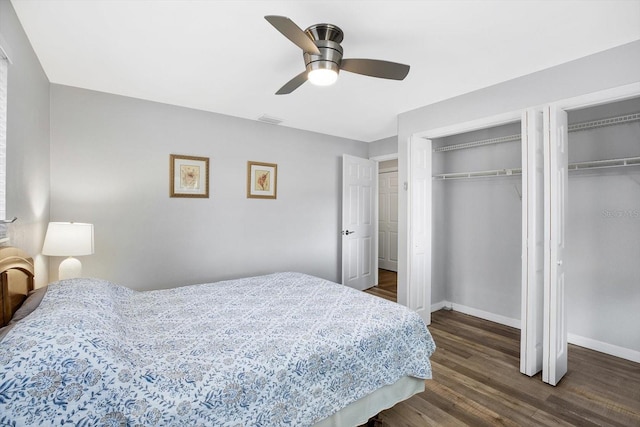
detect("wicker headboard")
[0,247,35,327]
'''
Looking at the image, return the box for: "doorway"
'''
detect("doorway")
[377,158,399,304]
[363,156,399,302]
[430,120,524,324]
[563,97,640,361]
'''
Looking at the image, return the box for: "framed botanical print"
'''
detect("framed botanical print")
[170,154,209,198]
[247,161,277,199]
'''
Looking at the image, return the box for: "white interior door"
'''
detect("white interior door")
[408,136,431,323]
[342,154,377,290]
[520,109,545,376]
[378,171,398,272]
[543,105,569,386]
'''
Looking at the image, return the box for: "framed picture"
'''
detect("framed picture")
[170,154,209,198]
[247,161,277,199]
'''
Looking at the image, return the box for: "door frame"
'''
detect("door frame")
[400,83,640,312]
[342,153,399,290]
[398,82,640,346]
[552,82,640,112]
[541,82,640,383]
[400,110,523,323]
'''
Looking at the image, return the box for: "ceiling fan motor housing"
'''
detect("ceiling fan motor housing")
[303,24,344,75]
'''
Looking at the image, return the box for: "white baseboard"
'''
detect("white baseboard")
[430,300,640,363]
[568,333,640,364]
[430,300,448,312]
[432,301,521,329]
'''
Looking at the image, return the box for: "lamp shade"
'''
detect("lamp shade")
[42,222,94,256]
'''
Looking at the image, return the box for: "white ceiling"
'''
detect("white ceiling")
[10,0,640,142]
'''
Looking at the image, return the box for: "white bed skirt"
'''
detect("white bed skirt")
[314,376,426,427]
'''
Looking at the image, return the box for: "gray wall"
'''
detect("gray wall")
[398,41,640,139]
[369,135,397,158]
[0,1,50,287]
[397,40,640,353]
[50,85,368,290]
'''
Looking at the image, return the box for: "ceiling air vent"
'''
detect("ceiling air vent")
[257,114,283,125]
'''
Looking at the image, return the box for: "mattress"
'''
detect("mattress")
[0,272,435,426]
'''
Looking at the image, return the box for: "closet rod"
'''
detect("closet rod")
[433,156,640,181]
[433,111,640,153]
[569,156,640,172]
[433,168,522,180]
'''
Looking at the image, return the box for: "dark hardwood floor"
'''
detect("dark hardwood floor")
[363,272,640,426]
[365,269,397,302]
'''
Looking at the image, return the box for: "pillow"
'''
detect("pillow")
[9,286,48,324]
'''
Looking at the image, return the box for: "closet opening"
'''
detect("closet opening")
[366,157,399,303]
[431,120,523,327]
[564,96,640,362]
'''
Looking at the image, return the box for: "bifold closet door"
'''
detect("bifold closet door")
[520,109,545,377]
[542,105,569,386]
[408,136,431,324]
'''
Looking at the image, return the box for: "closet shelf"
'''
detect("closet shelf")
[569,112,640,133]
[569,156,640,171]
[433,156,640,181]
[433,134,520,153]
[433,112,640,153]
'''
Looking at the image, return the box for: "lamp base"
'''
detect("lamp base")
[59,257,82,280]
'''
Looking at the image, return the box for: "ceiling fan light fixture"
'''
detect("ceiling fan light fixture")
[308,68,338,86]
[266,16,410,94]
[306,54,341,87]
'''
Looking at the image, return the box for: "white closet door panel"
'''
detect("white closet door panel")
[543,105,569,386]
[520,108,545,376]
[409,137,431,323]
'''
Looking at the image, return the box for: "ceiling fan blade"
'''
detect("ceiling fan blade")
[340,58,410,80]
[276,71,308,95]
[265,15,321,55]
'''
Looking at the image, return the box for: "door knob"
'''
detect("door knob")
[557,260,563,266]
[342,230,355,235]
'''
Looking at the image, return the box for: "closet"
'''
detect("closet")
[564,97,640,359]
[431,121,523,323]
[424,97,639,384]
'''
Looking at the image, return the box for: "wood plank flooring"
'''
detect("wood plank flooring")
[362,272,640,426]
[364,269,397,302]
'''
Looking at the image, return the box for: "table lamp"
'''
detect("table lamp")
[42,222,94,280]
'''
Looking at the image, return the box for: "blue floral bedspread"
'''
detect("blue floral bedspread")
[0,272,435,426]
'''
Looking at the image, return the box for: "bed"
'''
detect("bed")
[0,247,436,426]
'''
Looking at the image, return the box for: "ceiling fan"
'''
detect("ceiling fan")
[265,15,410,95]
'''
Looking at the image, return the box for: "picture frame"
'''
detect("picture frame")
[247,161,277,199]
[170,154,209,198]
